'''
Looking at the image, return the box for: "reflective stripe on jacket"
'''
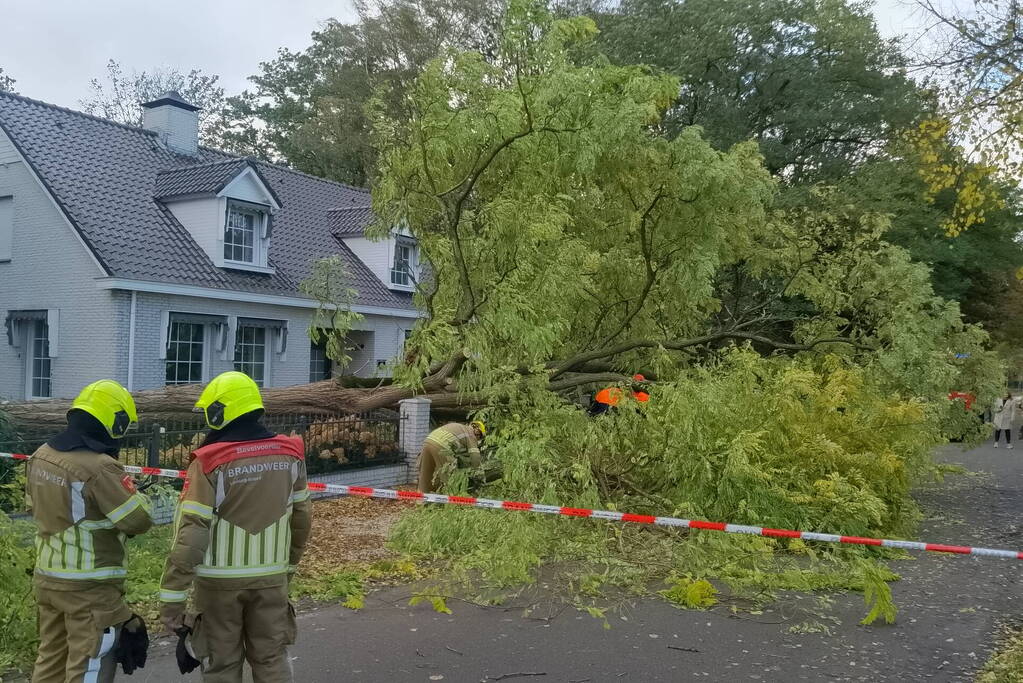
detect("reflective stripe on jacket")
[160,435,313,601]
[424,423,481,468]
[27,444,153,586]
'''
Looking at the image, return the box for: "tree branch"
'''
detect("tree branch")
[551,331,870,379]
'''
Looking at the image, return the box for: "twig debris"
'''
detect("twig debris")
[484,673,548,681]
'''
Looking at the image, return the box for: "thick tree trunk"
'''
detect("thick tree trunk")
[0,381,467,432]
[0,362,625,433]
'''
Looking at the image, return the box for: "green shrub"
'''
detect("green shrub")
[391,350,951,622]
[0,513,38,673]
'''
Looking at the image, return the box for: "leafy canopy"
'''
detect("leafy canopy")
[591,0,922,181]
[363,0,1003,622]
[80,60,227,145]
[218,0,505,185]
[0,67,16,93]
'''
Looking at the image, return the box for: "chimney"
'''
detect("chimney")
[141,91,200,156]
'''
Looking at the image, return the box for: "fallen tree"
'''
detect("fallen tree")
[0,1,1006,628]
[1,329,870,431]
[1,1,1000,459]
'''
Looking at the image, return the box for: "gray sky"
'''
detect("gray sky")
[1,0,935,110]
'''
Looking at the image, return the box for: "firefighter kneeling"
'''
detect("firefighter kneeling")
[159,371,312,683]
[417,420,500,493]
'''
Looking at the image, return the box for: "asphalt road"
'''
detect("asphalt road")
[140,441,1023,682]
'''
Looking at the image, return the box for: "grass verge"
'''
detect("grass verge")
[978,626,1023,682]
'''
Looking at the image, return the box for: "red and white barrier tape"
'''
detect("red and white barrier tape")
[4,451,1020,560]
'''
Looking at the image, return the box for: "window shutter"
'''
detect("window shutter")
[46,309,59,357]
[158,311,170,360]
[221,315,237,361]
[0,196,12,261]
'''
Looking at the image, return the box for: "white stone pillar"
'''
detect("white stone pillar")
[399,397,432,473]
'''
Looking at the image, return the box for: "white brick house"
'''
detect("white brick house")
[0,90,422,400]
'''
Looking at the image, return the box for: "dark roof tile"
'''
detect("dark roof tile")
[328,206,374,236]
[0,91,412,311]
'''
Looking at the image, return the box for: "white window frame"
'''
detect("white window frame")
[223,201,269,266]
[165,319,209,386]
[25,319,51,399]
[233,323,271,387]
[390,237,417,289]
[309,337,333,383]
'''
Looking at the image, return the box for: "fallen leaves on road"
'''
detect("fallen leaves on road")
[299,490,417,575]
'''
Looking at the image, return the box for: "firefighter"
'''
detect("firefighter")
[158,371,312,683]
[588,374,650,417]
[417,420,486,493]
[28,379,153,683]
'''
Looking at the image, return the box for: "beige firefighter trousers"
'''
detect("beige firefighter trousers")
[192,582,297,683]
[32,583,125,683]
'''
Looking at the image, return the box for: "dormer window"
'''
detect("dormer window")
[157,160,280,275]
[224,201,269,267]
[390,237,417,288]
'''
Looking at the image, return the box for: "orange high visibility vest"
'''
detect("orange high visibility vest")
[595,388,648,406]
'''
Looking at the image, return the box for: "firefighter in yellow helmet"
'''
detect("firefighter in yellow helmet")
[159,371,312,682]
[28,380,153,683]
[417,420,487,493]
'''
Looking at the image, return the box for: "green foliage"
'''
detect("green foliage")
[914,1,1023,188]
[859,559,897,625]
[123,525,175,621]
[80,60,227,144]
[978,626,1023,683]
[592,0,922,181]
[832,155,1023,333]
[788,621,833,636]
[378,0,1003,622]
[661,577,718,609]
[0,514,38,673]
[299,256,365,370]
[218,0,504,184]
[291,570,366,610]
[409,589,453,614]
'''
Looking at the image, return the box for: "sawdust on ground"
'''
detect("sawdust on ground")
[299,490,417,574]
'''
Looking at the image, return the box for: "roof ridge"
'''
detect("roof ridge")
[0,92,373,199]
[155,157,246,175]
[193,142,371,196]
[0,89,160,138]
[249,158,371,196]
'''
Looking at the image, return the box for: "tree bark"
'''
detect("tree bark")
[0,330,855,432]
[0,381,471,432]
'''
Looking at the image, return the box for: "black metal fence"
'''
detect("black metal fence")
[0,412,405,476]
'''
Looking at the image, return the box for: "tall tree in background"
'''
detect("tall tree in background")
[589,0,922,182]
[218,0,505,186]
[905,0,1022,237]
[914,0,1023,171]
[585,0,1023,332]
[0,67,16,93]
[80,60,226,144]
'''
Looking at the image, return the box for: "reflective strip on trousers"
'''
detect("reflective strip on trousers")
[83,626,117,683]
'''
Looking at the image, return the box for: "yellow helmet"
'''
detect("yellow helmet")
[470,420,486,437]
[195,371,264,429]
[70,380,137,438]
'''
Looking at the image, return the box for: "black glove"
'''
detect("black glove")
[175,626,202,674]
[114,614,149,675]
